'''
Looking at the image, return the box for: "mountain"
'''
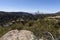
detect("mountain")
[0,11,60,26]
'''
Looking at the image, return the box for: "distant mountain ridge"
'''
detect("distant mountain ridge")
[0,11,60,26]
[0,11,35,26]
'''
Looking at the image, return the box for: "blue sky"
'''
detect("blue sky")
[0,0,60,13]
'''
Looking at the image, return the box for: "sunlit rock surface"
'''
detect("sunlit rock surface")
[0,30,36,40]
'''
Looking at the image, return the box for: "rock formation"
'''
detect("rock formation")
[0,30,36,40]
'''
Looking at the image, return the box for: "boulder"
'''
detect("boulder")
[0,30,36,40]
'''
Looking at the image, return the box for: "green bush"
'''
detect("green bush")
[0,18,60,38]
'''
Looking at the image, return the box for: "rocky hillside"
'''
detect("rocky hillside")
[0,11,35,27]
[0,11,60,40]
[0,11,60,27]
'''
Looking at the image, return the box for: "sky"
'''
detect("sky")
[0,0,60,13]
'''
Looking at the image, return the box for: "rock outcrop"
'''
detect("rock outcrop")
[0,30,36,40]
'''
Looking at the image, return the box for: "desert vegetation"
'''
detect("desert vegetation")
[0,11,60,39]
